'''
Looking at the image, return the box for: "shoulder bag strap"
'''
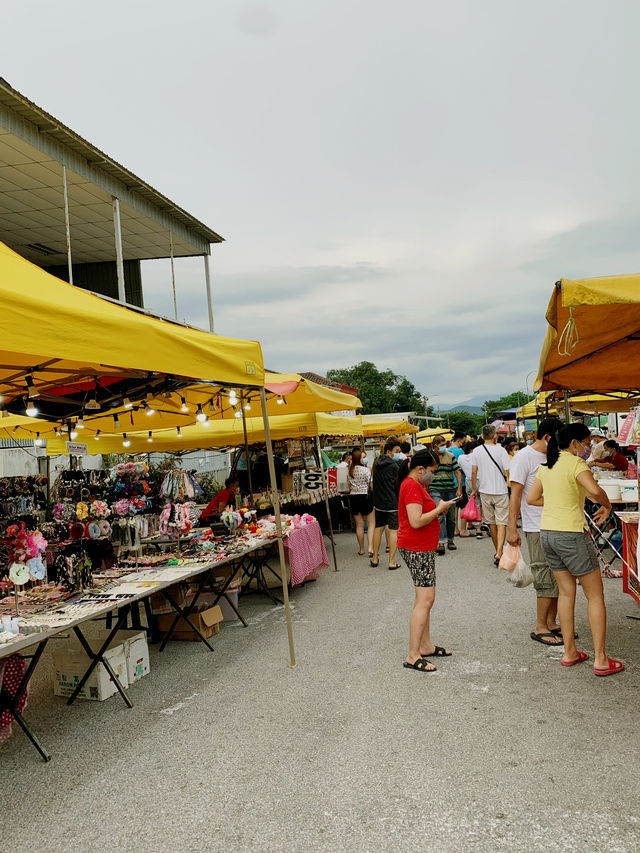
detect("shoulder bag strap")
[482,444,508,481]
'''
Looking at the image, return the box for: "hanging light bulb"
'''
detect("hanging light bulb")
[122,433,131,448]
[147,431,153,443]
[228,389,238,405]
[123,398,133,409]
[94,430,101,441]
[196,405,206,422]
[276,396,284,405]
[26,400,39,417]
[85,393,100,411]
[201,416,209,427]
[54,427,61,437]
[70,428,79,440]
[177,426,183,438]
[76,417,85,429]
[234,407,242,419]
[34,433,44,447]
[146,404,155,416]
[181,397,189,413]
[209,398,217,414]
[244,402,251,411]
[113,414,121,430]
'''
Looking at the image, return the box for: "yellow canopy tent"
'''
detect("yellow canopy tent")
[0,372,361,440]
[416,427,454,443]
[361,415,418,437]
[0,242,305,666]
[43,413,363,455]
[515,392,558,419]
[535,275,640,392]
[559,392,639,415]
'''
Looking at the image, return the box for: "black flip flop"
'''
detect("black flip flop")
[530,631,563,646]
[403,658,437,672]
[422,646,452,657]
[388,564,401,570]
[550,627,579,639]
[369,559,379,567]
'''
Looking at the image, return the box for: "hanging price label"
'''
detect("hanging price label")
[300,470,324,491]
[327,468,338,490]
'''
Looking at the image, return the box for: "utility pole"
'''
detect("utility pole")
[423,395,429,428]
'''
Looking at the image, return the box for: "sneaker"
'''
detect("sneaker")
[437,544,446,556]
[447,541,457,551]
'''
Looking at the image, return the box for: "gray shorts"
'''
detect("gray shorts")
[539,530,600,578]
[524,531,558,599]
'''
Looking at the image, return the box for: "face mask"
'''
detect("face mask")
[579,445,591,460]
[421,470,434,486]
[437,446,446,455]
[526,440,533,445]
[393,453,403,461]
[362,456,367,464]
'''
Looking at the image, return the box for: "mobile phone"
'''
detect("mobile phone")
[449,496,462,503]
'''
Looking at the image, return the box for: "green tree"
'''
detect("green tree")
[445,410,484,437]
[482,391,529,421]
[327,361,432,416]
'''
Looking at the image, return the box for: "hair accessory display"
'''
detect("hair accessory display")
[76,502,89,520]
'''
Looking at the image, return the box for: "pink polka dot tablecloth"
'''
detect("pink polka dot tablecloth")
[283,521,329,586]
[0,654,29,743]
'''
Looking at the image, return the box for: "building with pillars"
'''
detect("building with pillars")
[0,78,221,329]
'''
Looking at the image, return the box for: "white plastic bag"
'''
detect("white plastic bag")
[505,553,533,588]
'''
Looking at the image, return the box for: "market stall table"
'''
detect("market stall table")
[0,536,275,762]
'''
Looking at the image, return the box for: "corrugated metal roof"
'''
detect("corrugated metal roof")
[0,78,223,248]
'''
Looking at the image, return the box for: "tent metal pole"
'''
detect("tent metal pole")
[112,197,126,303]
[203,253,215,333]
[169,232,178,320]
[315,435,338,572]
[563,391,571,423]
[62,166,73,286]
[241,398,253,499]
[260,387,296,667]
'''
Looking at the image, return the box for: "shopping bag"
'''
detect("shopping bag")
[505,553,533,588]
[461,495,482,522]
[498,544,520,572]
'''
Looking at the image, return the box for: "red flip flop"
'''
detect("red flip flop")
[561,651,590,667]
[594,657,625,677]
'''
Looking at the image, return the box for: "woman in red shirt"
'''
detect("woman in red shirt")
[397,449,458,672]
[200,476,240,523]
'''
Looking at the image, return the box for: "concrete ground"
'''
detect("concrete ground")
[2,530,639,853]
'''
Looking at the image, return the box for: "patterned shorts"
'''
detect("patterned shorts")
[399,548,436,587]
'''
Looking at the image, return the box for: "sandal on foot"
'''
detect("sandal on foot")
[594,657,625,677]
[388,564,401,570]
[550,627,579,639]
[369,559,379,567]
[561,651,590,667]
[403,658,437,672]
[530,632,564,647]
[368,551,374,558]
[358,551,365,556]
[422,645,452,657]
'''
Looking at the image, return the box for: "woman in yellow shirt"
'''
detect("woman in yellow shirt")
[527,423,624,677]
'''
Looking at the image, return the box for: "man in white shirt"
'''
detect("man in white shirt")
[507,418,565,646]
[471,425,511,565]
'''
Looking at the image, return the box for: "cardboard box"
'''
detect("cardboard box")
[149,582,189,615]
[51,629,149,700]
[280,473,294,492]
[155,604,223,642]
[52,644,128,702]
[219,589,240,624]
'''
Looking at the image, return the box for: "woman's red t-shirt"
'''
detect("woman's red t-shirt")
[201,487,234,520]
[611,452,629,472]
[397,476,439,552]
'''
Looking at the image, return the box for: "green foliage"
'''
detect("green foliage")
[198,472,223,501]
[482,391,529,420]
[324,450,344,464]
[327,361,433,416]
[445,410,484,437]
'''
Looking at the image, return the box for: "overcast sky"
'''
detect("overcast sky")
[5,1,640,404]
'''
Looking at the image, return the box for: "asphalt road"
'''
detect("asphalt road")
[2,529,639,853]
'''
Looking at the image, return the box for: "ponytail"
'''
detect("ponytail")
[395,448,438,495]
[546,422,590,469]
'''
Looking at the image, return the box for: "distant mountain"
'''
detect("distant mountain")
[439,403,484,415]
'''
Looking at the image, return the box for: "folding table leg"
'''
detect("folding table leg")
[67,606,133,708]
[0,640,51,761]
[158,571,215,652]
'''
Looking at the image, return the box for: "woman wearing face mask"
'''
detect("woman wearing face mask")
[397,449,458,672]
[429,437,463,555]
[348,448,375,557]
[527,423,624,676]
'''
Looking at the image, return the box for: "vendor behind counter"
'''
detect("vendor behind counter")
[200,476,240,522]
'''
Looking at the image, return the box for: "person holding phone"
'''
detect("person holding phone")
[397,449,458,673]
[527,423,624,677]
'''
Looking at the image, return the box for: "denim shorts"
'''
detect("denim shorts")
[539,530,600,578]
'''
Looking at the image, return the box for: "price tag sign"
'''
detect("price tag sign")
[300,470,324,491]
[66,442,88,456]
[327,468,338,490]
